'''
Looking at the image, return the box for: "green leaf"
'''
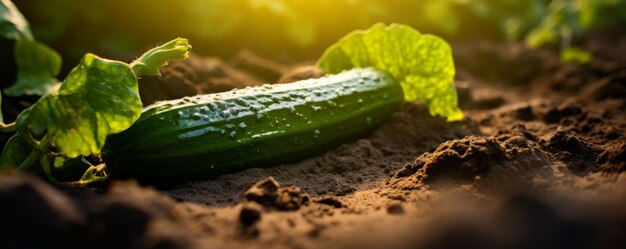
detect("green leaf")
[17,53,142,158]
[0,0,33,40]
[560,47,593,65]
[130,38,191,77]
[0,133,32,171]
[4,38,61,96]
[526,27,558,48]
[317,23,463,121]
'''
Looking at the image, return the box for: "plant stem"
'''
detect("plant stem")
[0,122,15,132]
[21,132,49,152]
[39,156,59,183]
[17,150,42,171]
[16,134,50,171]
[65,163,109,187]
[38,135,51,150]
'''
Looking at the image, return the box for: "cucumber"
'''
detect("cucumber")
[103,68,404,183]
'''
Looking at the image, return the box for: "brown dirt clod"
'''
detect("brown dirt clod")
[243,177,310,211]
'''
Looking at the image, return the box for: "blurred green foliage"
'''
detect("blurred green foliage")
[10,0,626,65]
[4,39,61,96]
[0,0,32,40]
[560,47,594,64]
[1,0,61,96]
[526,0,626,49]
[525,0,625,63]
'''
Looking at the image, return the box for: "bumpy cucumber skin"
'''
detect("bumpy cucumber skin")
[104,68,404,183]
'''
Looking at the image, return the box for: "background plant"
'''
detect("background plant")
[7,0,624,68]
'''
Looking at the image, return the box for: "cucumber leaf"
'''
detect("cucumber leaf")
[0,0,33,40]
[4,38,61,96]
[17,53,142,158]
[317,23,463,122]
[0,133,32,171]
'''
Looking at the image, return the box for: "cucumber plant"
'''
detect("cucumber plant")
[103,23,462,183]
[0,22,462,185]
[0,38,191,185]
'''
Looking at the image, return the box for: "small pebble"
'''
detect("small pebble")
[240,202,263,226]
[386,202,405,215]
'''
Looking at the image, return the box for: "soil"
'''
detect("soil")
[1,26,625,249]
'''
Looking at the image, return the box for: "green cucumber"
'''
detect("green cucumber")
[103,68,404,183]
